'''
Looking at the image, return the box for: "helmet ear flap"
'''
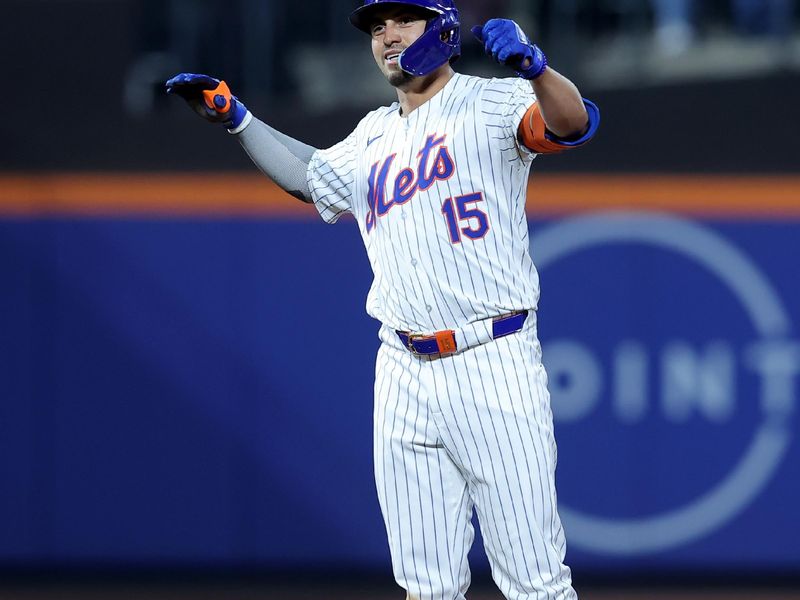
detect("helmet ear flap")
[398,16,461,76]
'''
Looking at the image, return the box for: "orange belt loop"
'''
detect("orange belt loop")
[435,330,458,355]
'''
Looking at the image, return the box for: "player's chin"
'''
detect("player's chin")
[387,68,414,88]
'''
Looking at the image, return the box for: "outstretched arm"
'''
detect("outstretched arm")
[236,118,316,203]
[166,73,316,203]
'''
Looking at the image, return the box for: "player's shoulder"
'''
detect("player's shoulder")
[447,74,534,110]
[445,72,490,99]
[353,104,398,135]
[480,75,535,99]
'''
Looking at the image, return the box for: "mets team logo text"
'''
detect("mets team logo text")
[365,133,455,233]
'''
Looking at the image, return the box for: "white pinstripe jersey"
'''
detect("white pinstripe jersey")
[308,73,540,333]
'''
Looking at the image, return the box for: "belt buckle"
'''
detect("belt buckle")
[406,333,424,356]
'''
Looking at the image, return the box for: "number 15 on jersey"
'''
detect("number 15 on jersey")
[442,192,490,244]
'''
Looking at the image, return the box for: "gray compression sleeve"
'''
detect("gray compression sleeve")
[234,117,317,203]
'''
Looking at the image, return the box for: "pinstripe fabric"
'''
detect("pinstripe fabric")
[307,74,540,334]
[309,72,577,599]
[376,319,576,599]
[374,338,475,599]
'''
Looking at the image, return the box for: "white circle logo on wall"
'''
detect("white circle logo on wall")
[532,212,797,556]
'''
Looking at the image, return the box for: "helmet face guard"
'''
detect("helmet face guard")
[349,0,461,77]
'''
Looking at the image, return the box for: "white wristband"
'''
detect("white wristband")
[227,110,253,135]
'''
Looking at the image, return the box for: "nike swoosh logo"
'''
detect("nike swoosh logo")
[367,134,384,148]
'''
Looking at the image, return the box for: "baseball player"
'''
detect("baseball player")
[167,1,599,598]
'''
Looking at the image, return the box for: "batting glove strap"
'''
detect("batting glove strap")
[224,99,251,132]
[203,83,250,130]
[227,108,253,134]
[516,45,548,80]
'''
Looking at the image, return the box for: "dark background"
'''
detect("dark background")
[2,0,798,174]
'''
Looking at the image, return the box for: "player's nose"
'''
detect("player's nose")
[383,20,403,43]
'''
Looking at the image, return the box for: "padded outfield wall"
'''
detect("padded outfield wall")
[1,175,798,576]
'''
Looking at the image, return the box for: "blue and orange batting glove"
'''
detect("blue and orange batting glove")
[471,19,547,80]
[165,73,251,131]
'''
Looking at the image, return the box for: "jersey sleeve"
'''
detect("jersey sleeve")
[307,130,359,224]
[481,77,601,158]
[480,77,539,161]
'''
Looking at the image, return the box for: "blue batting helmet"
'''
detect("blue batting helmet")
[349,0,461,77]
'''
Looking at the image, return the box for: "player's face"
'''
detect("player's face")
[369,8,429,87]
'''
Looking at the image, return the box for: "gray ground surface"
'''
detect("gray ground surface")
[0,585,797,600]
